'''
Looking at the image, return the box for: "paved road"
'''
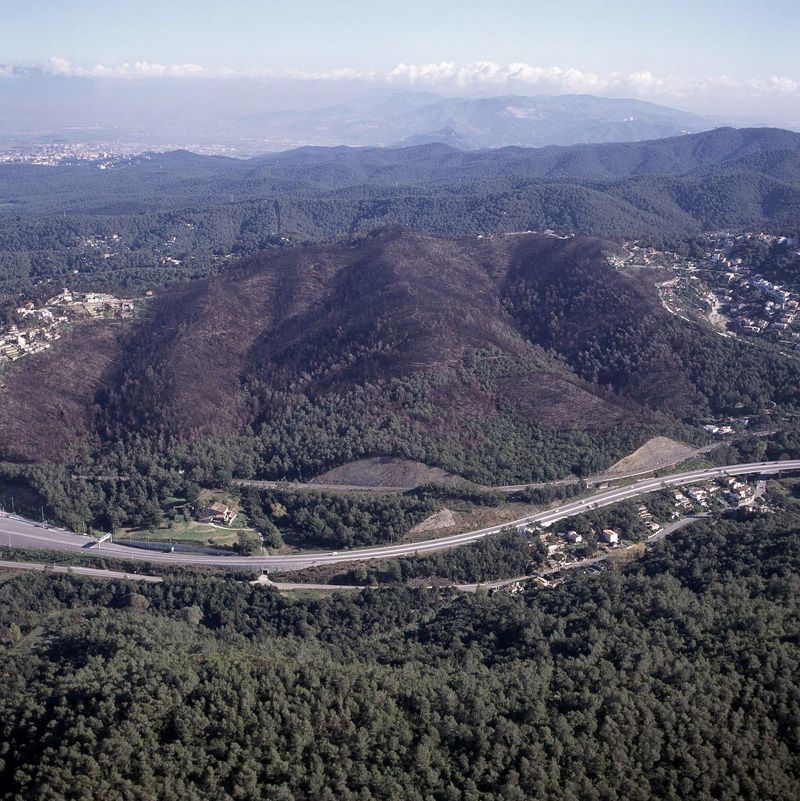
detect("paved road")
[646,514,708,544]
[265,515,707,592]
[2,460,798,573]
[0,559,163,582]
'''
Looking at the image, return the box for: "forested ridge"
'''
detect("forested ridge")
[3,229,800,537]
[2,507,800,799]
[2,127,800,294]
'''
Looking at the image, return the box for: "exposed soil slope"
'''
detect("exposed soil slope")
[603,436,696,477]
[310,457,452,489]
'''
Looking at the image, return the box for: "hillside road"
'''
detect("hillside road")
[1,460,798,573]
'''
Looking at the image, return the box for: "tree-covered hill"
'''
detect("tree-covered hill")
[2,507,800,800]
[2,127,800,294]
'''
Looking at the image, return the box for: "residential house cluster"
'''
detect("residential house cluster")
[0,288,139,367]
[47,288,135,318]
[613,232,800,352]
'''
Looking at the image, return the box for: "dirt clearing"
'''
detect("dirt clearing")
[410,508,457,534]
[604,436,695,477]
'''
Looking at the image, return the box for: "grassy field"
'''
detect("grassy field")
[121,519,261,550]
[117,487,262,551]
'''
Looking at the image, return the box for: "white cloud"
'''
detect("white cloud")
[1,57,798,100]
[28,57,212,79]
[380,62,800,99]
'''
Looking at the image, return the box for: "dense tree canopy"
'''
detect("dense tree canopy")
[2,504,800,799]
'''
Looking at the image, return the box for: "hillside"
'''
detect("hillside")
[84,231,654,483]
[2,230,799,494]
[0,321,128,463]
[3,508,800,799]
[3,128,800,296]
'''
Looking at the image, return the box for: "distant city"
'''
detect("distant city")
[0,141,249,165]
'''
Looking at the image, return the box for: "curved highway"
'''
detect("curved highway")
[2,460,799,573]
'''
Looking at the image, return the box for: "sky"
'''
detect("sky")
[1,0,800,125]
[2,0,798,77]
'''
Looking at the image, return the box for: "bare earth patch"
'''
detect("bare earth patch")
[411,508,457,534]
[310,457,454,489]
[604,436,695,477]
[402,502,535,544]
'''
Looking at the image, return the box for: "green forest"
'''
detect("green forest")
[2,126,800,296]
[2,506,800,800]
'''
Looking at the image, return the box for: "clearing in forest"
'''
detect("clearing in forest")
[410,508,457,534]
[603,436,695,477]
[310,457,454,489]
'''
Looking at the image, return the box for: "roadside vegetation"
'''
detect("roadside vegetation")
[2,507,800,799]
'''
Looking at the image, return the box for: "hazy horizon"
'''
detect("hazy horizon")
[2,0,800,152]
[1,75,796,158]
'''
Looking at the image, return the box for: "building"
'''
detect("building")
[198,502,235,526]
[600,529,619,545]
[46,288,74,306]
[686,488,708,504]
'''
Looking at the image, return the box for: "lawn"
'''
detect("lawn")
[117,487,263,552]
[121,519,261,551]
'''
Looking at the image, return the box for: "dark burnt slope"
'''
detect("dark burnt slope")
[94,230,645,447]
[3,229,798,467]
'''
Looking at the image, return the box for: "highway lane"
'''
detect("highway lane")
[2,460,799,572]
[0,559,163,582]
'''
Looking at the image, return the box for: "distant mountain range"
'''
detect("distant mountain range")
[242,93,722,150]
[4,126,800,209]
[2,127,800,244]
[0,82,732,152]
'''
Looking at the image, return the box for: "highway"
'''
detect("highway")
[1,460,799,573]
[0,559,163,582]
